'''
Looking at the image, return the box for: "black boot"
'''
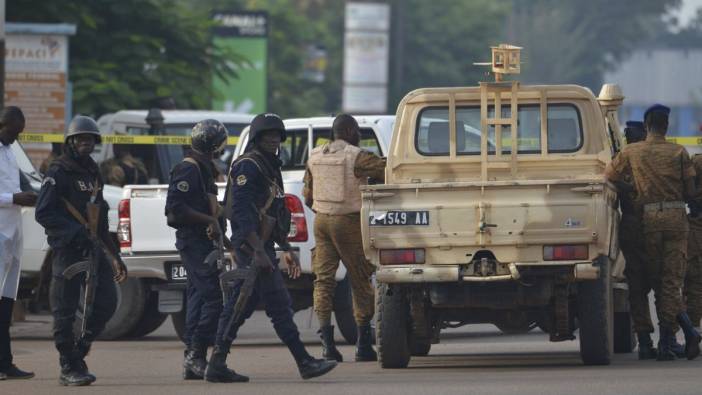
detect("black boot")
[355,324,377,362]
[73,339,96,384]
[669,335,686,359]
[677,312,702,360]
[297,356,337,380]
[656,325,677,361]
[319,326,343,362]
[204,346,249,383]
[0,364,34,380]
[59,355,93,386]
[183,343,207,380]
[636,332,657,360]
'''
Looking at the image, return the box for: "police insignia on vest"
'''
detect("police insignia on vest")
[42,177,56,186]
[177,181,190,192]
[236,175,247,186]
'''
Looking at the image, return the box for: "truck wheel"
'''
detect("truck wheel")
[613,311,635,353]
[377,283,411,368]
[127,290,168,338]
[577,256,613,365]
[72,277,147,340]
[410,337,431,356]
[333,276,358,345]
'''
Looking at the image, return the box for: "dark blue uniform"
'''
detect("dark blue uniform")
[214,150,306,360]
[165,157,221,347]
[35,155,117,354]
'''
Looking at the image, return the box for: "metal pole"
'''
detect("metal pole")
[0,0,6,109]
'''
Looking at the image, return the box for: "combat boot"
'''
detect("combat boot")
[636,332,657,360]
[58,355,93,386]
[319,326,343,362]
[677,312,702,360]
[355,324,377,362]
[183,343,208,380]
[73,339,96,384]
[204,346,249,383]
[297,356,337,380]
[656,325,677,361]
[670,336,686,358]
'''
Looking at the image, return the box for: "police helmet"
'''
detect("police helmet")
[249,113,287,143]
[65,115,102,144]
[191,119,228,154]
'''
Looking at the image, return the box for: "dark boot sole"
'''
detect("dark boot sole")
[59,378,93,386]
[183,368,204,380]
[686,335,702,360]
[355,352,378,362]
[4,373,35,380]
[204,375,250,383]
[323,352,343,362]
[301,362,337,380]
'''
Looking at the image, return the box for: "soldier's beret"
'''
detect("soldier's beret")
[644,104,670,121]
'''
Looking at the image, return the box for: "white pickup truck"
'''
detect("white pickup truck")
[118,115,394,343]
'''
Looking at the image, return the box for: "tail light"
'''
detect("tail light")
[285,194,308,242]
[543,244,588,261]
[117,199,132,249]
[379,249,425,265]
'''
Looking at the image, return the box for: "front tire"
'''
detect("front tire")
[377,283,411,368]
[577,256,613,365]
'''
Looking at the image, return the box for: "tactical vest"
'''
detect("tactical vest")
[308,140,364,215]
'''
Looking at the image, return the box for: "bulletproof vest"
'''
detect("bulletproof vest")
[308,140,364,215]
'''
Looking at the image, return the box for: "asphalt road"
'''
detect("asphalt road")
[6,308,702,395]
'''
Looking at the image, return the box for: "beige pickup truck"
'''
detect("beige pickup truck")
[361,47,631,368]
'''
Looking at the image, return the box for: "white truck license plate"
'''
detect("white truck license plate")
[369,210,429,226]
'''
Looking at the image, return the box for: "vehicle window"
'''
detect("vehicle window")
[280,128,381,171]
[415,104,582,155]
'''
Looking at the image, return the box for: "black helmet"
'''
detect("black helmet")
[191,119,228,154]
[249,113,286,143]
[65,115,101,144]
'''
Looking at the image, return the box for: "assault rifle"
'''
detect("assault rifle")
[61,198,126,338]
[204,193,228,269]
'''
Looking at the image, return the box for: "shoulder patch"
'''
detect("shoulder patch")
[42,176,56,186]
[236,175,247,186]
[176,181,190,192]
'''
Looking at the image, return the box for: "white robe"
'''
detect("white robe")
[0,143,22,300]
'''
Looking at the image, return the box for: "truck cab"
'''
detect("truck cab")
[363,46,628,368]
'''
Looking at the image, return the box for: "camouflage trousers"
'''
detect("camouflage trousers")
[685,255,702,327]
[620,215,654,333]
[643,229,688,328]
[313,212,376,326]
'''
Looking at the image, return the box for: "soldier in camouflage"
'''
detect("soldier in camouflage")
[618,121,657,359]
[686,154,702,331]
[606,104,701,361]
[303,114,386,362]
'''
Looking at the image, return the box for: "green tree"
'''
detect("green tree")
[8,0,243,116]
[509,0,682,90]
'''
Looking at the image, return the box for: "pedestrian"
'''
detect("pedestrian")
[206,113,336,382]
[685,153,702,331]
[0,106,36,380]
[35,115,127,386]
[99,134,149,187]
[303,114,386,362]
[164,119,230,380]
[606,104,702,361]
[617,121,657,359]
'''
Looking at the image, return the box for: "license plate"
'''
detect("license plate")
[369,210,429,226]
[169,263,188,281]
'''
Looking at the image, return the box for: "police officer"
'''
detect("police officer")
[35,116,127,385]
[206,113,336,382]
[303,114,385,362]
[100,136,148,187]
[618,121,657,359]
[685,154,702,331]
[164,119,234,381]
[606,104,701,361]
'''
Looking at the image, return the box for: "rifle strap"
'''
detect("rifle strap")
[62,198,90,228]
[231,156,279,220]
[183,157,217,216]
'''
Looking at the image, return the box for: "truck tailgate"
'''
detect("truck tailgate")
[361,179,617,265]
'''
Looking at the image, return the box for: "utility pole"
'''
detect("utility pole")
[0,0,5,109]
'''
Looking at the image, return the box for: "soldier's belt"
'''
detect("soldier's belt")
[643,201,686,212]
[18,133,239,146]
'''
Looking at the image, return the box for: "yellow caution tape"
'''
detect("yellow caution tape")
[18,133,239,146]
[667,137,702,145]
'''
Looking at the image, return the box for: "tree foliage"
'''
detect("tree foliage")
[8,0,243,116]
[509,0,682,90]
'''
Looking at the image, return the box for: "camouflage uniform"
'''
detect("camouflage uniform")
[607,134,695,328]
[99,154,148,187]
[303,150,385,326]
[686,155,702,327]
[619,175,655,333]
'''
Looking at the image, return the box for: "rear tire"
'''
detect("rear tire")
[377,284,411,368]
[127,290,168,338]
[577,256,613,365]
